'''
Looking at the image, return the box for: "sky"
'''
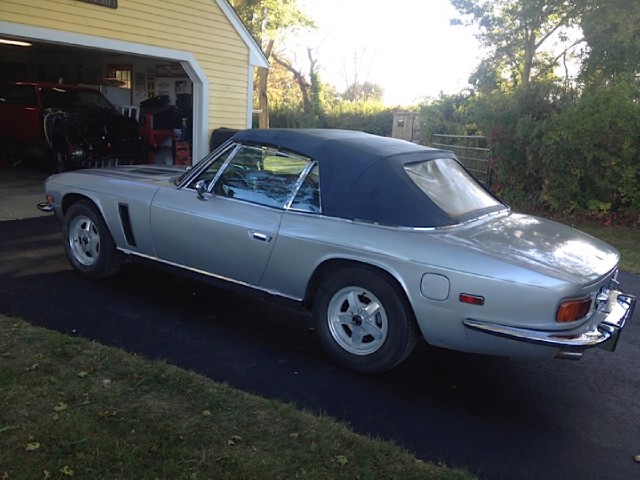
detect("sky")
[289,0,484,105]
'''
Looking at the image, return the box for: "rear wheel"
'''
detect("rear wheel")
[62,200,124,278]
[313,266,418,374]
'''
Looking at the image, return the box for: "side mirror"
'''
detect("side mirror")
[195,180,208,200]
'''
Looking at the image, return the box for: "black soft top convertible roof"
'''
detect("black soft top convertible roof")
[231,129,461,227]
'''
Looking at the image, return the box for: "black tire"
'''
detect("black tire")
[313,266,419,374]
[62,200,124,279]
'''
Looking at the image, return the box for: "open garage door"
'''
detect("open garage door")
[0,22,209,170]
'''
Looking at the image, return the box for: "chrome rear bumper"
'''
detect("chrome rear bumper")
[464,291,636,357]
[36,202,54,213]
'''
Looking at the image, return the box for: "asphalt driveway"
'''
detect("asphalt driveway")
[0,164,49,221]
[0,191,638,480]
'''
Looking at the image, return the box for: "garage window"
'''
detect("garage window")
[108,64,132,89]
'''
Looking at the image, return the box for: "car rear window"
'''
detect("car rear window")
[404,158,504,220]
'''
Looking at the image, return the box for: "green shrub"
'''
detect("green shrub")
[270,102,394,136]
[454,81,640,222]
[419,92,477,140]
[537,82,640,218]
[471,86,560,209]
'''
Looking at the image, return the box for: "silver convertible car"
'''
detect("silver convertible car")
[38,129,635,373]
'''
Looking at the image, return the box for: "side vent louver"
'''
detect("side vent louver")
[118,204,137,247]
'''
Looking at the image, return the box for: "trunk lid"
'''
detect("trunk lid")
[447,212,619,285]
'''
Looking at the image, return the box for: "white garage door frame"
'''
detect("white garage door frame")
[0,21,213,163]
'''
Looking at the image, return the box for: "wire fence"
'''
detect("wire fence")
[430,134,491,186]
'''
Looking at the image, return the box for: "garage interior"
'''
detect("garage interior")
[1,36,195,167]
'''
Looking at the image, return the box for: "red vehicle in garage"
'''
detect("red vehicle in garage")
[0,81,145,171]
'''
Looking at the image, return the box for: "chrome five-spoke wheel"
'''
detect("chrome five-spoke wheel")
[314,266,418,374]
[327,286,388,355]
[62,200,124,278]
[68,214,101,266]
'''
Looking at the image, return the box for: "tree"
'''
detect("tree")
[342,81,385,103]
[265,59,304,109]
[231,0,314,127]
[579,0,640,83]
[451,0,586,91]
[271,47,326,126]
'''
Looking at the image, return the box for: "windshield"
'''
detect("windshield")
[40,87,115,110]
[404,158,504,221]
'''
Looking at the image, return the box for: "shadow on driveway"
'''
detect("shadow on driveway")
[1,216,639,480]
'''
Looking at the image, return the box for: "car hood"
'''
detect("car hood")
[441,212,619,285]
[77,165,187,183]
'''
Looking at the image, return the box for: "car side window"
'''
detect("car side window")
[187,147,234,189]
[0,85,38,106]
[291,164,321,213]
[213,145,311,209]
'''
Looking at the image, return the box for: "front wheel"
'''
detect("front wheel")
[313,267,419,374]
[62,200,124,278]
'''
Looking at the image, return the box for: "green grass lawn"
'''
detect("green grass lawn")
[0,316,475,480]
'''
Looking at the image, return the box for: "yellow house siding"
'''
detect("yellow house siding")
[0,0,252,130]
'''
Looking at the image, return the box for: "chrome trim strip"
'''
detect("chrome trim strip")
[464,292,635,352]
[117,248,303,303]
[205,144,242,192]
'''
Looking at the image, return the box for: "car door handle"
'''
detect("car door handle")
[251,231,273,243]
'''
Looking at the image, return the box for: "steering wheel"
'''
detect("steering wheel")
[216,166,250,197]
[223,167,250,188]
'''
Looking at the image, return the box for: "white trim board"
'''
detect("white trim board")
[215,0,269,69]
